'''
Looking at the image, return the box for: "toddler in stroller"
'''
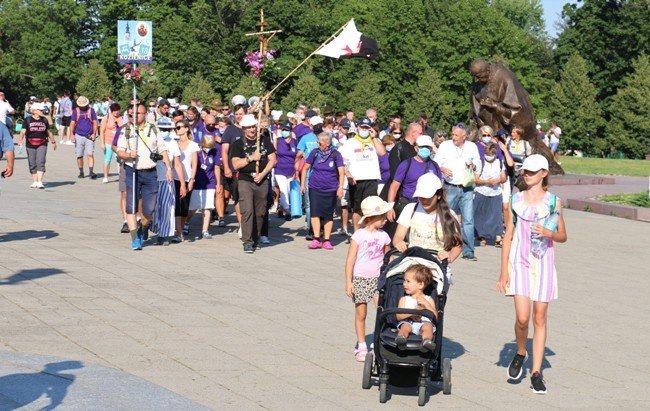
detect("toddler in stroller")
[362,246,452,405]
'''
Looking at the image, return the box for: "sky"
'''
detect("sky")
[541,0,577,38]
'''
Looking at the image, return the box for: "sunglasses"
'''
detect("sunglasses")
[175,125,186,130]
[149,105,156,108]
[481,134,492,137]
[454,123,466,129]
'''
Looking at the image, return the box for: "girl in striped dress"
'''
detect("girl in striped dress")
[496,154,567,394]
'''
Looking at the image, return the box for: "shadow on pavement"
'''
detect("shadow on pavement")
[0,268,66,285]
[0,360,83,411]
[497,340,555,383]
[0,230,59,242]
[43,181,76,189]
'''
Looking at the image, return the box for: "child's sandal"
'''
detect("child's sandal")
[395,335,407,350]
[354,347,368,362]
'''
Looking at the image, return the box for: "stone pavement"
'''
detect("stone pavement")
[1,144,649,410]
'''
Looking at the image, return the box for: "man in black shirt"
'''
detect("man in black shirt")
[230,114,276,253]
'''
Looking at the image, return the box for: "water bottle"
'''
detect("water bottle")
[531,209,560,257]
[18,144,23,155]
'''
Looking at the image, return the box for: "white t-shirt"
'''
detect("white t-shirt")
[0,100,15,125]
[550,127,561,145]
[340,137,381,181]
[396,203,457,252]
[475,158,504,197]
[157,137,181,181]
[174,140,200,182]
[433,140,481,185]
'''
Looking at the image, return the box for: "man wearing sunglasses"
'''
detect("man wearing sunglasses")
[116,104,174,250]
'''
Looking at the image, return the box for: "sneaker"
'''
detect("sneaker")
[530,372,547,394]
[308,239,322,249]
[354,346,368,362]
[322,241,334,250]
[462,253,478,261]
[243,244,255,253]
[131,238,142,250]
[171,235,183,243]
[120,222,129,234]
[259,236,270,244]
[78,172,84,179]
[284,214,292,222]
[336,228,349,236]
[254,242,261,250]
[305,233,314,241]
[30,182,38,188]
[141,227,149,241]
[37,182,44,189]
[218,219,226,227]
[89,173,98,180]
[102,177,108,183]
[202,231,212,239]
[395,335,407,350]
[420,339,435,353]
[507,352,528,380]
[277,208,284,218]
[269,203,278,213]
[182,223,190,235]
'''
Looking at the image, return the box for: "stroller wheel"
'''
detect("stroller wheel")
[418,385,427,406]
[362,353,373,389]
[442,358,452,395]
[379,382,388,403]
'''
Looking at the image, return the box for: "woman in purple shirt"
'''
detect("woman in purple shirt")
[273,121,297,219]
[300,132,345,250]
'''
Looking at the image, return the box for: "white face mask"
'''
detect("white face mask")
[484,155,496,162]
[482,136,492,144]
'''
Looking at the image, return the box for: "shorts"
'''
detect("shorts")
[75,134,95,157]
[397,319,436,335]
[550,142,559,153]
[349,180,378,213]
[61,116,71,127]
[352,276,378,304]
[103,143,116,165]
[189,188,216,210]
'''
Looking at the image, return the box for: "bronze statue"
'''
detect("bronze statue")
[469,59,563,174]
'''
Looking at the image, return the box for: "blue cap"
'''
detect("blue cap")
[495,129,509,137]
[357,117,372,128]
[281,121,293,131]
[157,116,174,129]
[305,110,318,118]
[339,119,351,128]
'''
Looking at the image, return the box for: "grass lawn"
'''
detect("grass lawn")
[560,156,650,177]
[597,191,650,208]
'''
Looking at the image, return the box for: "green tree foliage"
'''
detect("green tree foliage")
[402,67,456,128]
[491,0,548,40]
[182,73,217,105]
[555,0,650,103]
[280,68,327,112]
[76,60,113,101]
[606,55,650,158]
[548,53,604,155]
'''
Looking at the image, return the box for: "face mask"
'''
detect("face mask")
[205,125,216,132]
[186,116,195,122]
[161,131,171,140]
[202,147,211,153]
[218,128,226,134]
[332,130,339,138]
[149,107,156,113]
[482,136,492,144]
[281,130,290,138]
[358,130,370,138]
[418,147,431,159]
[484,155,496,162]
[386,145,394,152]
[393,133,402,139]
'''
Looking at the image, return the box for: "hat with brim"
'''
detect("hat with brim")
[521,154,549,172]
[240,114,258,127]
[31,103,46,112]
[281,121,293,131]
[76,96,89,107]
[156,117,174,130]
[413,173,443,199]
[309,116,323,126]
[209,99,225,110]
[358,196,394,225]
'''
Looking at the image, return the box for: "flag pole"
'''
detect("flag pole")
[261,19,352,101]
[132,63,138,216]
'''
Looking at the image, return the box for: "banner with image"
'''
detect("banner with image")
[117,20,153,63]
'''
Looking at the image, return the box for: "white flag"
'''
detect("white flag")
[315,19,362,59]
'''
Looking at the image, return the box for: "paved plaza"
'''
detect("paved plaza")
[1,144,649,410]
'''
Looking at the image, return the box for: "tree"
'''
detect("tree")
[491,0,548,40]
[606,54,650,159]
[279,68,327,112]
[76,60,113,101]
[182,73,217,106]
[548,53,604,155]
[402,66,456,128]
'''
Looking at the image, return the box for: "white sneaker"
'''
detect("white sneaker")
[260,236,270,244]
[30,182,38,188]
[36,182,44,189]
[102,177,108,183]
[269,203,278,213]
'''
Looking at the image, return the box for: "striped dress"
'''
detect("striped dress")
[506,191,558,302]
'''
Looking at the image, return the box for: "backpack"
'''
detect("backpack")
[511,192,556,225]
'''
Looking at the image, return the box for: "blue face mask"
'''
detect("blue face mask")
[482,136,492,144]
[358,130,370,138]
[281,130,291,138]
[386,145,394,152]
[161,130,171,140]
[418,147,431,159]
[218,128,226,134]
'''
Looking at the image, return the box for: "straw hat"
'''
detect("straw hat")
[358,196,394,225]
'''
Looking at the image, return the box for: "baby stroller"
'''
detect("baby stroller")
[362,246,451,406]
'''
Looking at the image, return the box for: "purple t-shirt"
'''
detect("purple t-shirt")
[306,149,343,192]
[194,148,217,189]
[394,158,443,200]
[71,107,97,137]
[378,153,390,184]
[293,123,311,141]
[190,120,204,144]
[201,125,222,166]
[275,137,297,176]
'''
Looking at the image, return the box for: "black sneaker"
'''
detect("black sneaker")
[507,352,527,380]
[462,252,477,261]
[120,222,129,233]
[89,173,98,180]
[78,172,84,179]
[530,372,547,394]
[243,244,255,253]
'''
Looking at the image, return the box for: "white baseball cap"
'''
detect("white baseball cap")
[413,173,443,199]
[521,154,549,172]
[239,114,258,127]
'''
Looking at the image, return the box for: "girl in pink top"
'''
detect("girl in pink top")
[99,103,123,183]
[496,155,567,394]
[345,196,392,362]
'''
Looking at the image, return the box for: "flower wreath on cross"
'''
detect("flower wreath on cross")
[120,64,154,83]
[244,50,276,77]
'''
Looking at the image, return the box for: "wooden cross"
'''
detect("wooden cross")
[244,9,282,55]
